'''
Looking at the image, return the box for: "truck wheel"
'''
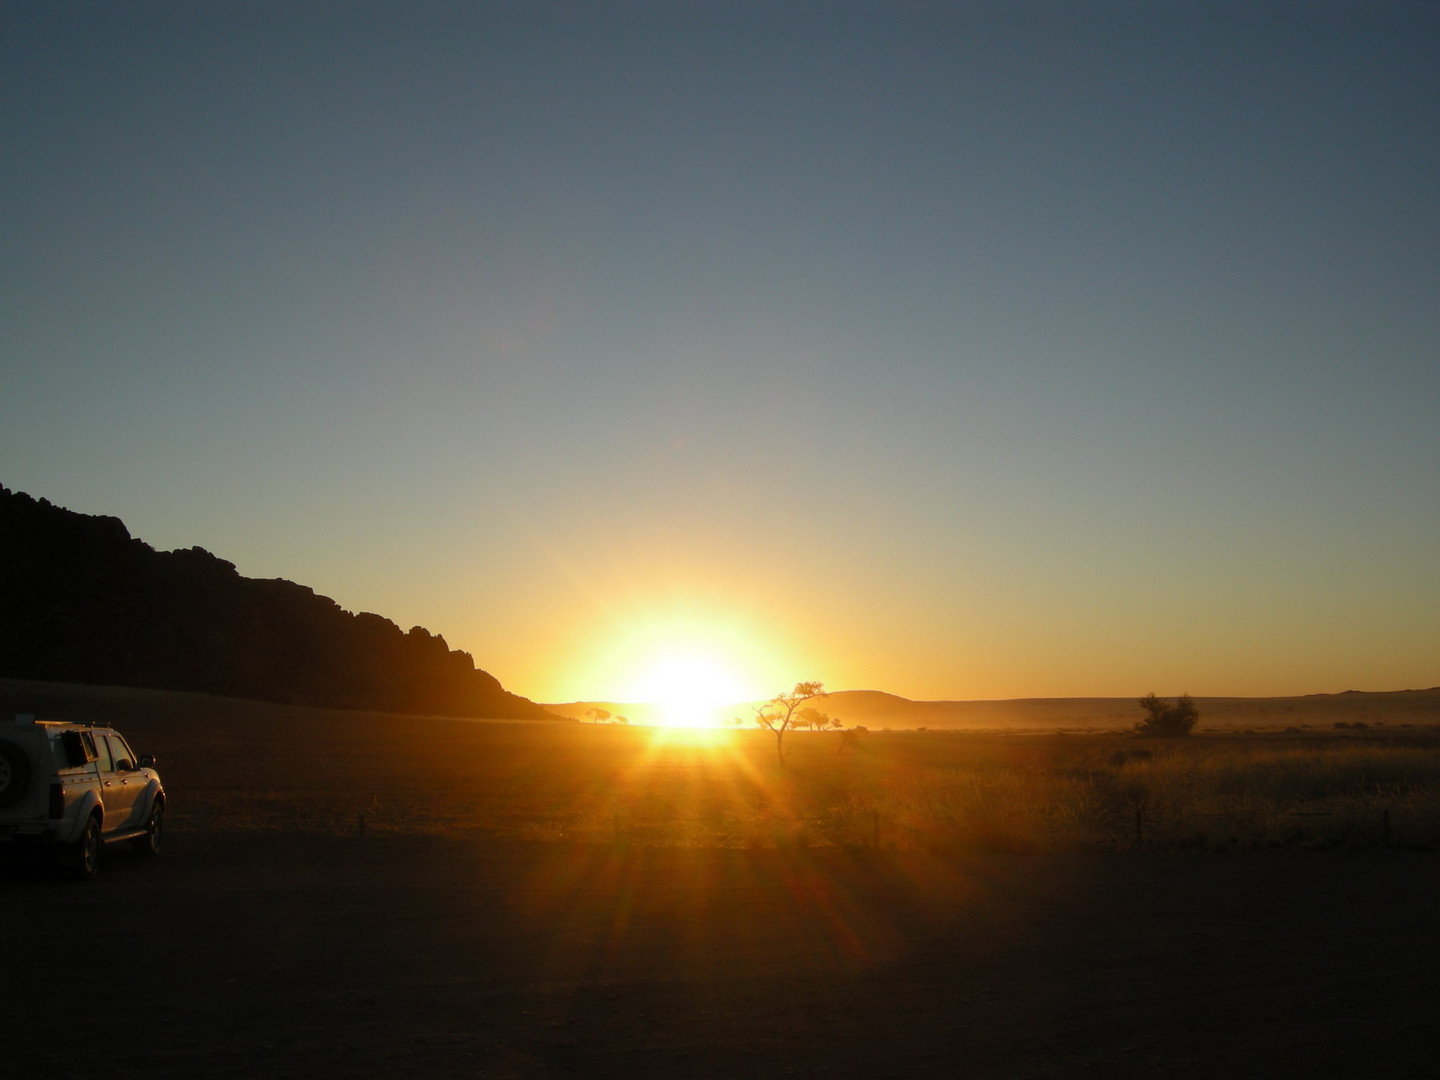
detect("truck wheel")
[0,741,31,808]
[65,814,103,881]
[131,800,164,857]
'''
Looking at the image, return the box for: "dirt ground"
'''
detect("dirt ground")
[4,831,1437,1079]
[4,680,1438,1076]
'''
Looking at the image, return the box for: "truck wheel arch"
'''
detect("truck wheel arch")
[64,790,104,843]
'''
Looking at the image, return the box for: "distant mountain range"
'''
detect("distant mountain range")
[8,485,1432,732]
[0,485,548,719]
[551,686,1440,731]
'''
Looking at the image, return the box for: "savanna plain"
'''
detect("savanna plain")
[4,680,1438,1078]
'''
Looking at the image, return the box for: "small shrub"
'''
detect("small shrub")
[1135,693,1199,737]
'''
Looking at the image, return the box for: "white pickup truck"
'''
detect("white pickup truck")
[0,715,165,880]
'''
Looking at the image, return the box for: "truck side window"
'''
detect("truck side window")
[57,729,94,767]
[108,735,135,771]
[92,734,114,772]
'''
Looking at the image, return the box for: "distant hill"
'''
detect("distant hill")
[549,687,1440,732]
[818,688,1440,731]
[546,692,1147,731]
[0,485,548,720]
[819,690,1142,730]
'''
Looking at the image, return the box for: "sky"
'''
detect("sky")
[3,0,1437,706]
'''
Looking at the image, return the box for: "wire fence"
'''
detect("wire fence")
[171,797,1422,852]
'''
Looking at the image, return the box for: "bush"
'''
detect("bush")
[1136,693,1199,737]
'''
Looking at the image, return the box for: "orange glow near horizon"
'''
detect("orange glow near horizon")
[559,604,798,726]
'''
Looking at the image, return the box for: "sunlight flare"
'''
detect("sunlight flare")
[634,651,749,728]
[565,604,793,727]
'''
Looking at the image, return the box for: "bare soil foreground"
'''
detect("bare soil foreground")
[3,680,1438,1077]
[3,836,1437,1079]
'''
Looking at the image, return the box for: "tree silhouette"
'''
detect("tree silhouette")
[585,706,611,725]
[1135,692,1199,737]
[753,681,826,766]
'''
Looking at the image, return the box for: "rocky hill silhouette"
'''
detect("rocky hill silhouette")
[0,485,548,719]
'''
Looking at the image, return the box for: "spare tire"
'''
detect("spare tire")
[0,740,32,808]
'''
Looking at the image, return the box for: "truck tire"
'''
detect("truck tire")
[65,814,103,881]
[130,799,164,857]
[0,741,31,808]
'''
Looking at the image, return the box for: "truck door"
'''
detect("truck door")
[90,734,130,832]
[101,734,144,830]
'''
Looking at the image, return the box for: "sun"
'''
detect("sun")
[633,652,749,728]
[563,604,790,727]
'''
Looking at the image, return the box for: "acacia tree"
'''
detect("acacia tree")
[796,707,825,732]
[1135,692,1199,737]
[585,706,611,725]
[754,681,826,766]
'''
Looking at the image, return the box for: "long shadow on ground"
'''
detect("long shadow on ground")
[4,833,1436,1078]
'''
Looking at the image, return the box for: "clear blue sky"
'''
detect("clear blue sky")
[3,1,1437,703]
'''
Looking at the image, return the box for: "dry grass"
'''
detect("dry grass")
[749,732,1440,852]
[6,679,1439,851]
[143,721,1440,852]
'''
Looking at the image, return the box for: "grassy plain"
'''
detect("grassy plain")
[5,679,1439,1079]
[5,679,1438,852]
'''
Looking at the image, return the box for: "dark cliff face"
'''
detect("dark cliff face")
[0,486,547,719]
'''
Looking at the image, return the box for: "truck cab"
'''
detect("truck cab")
[0,715,166,879]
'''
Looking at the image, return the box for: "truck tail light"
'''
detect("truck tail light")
[49,782,65,819]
